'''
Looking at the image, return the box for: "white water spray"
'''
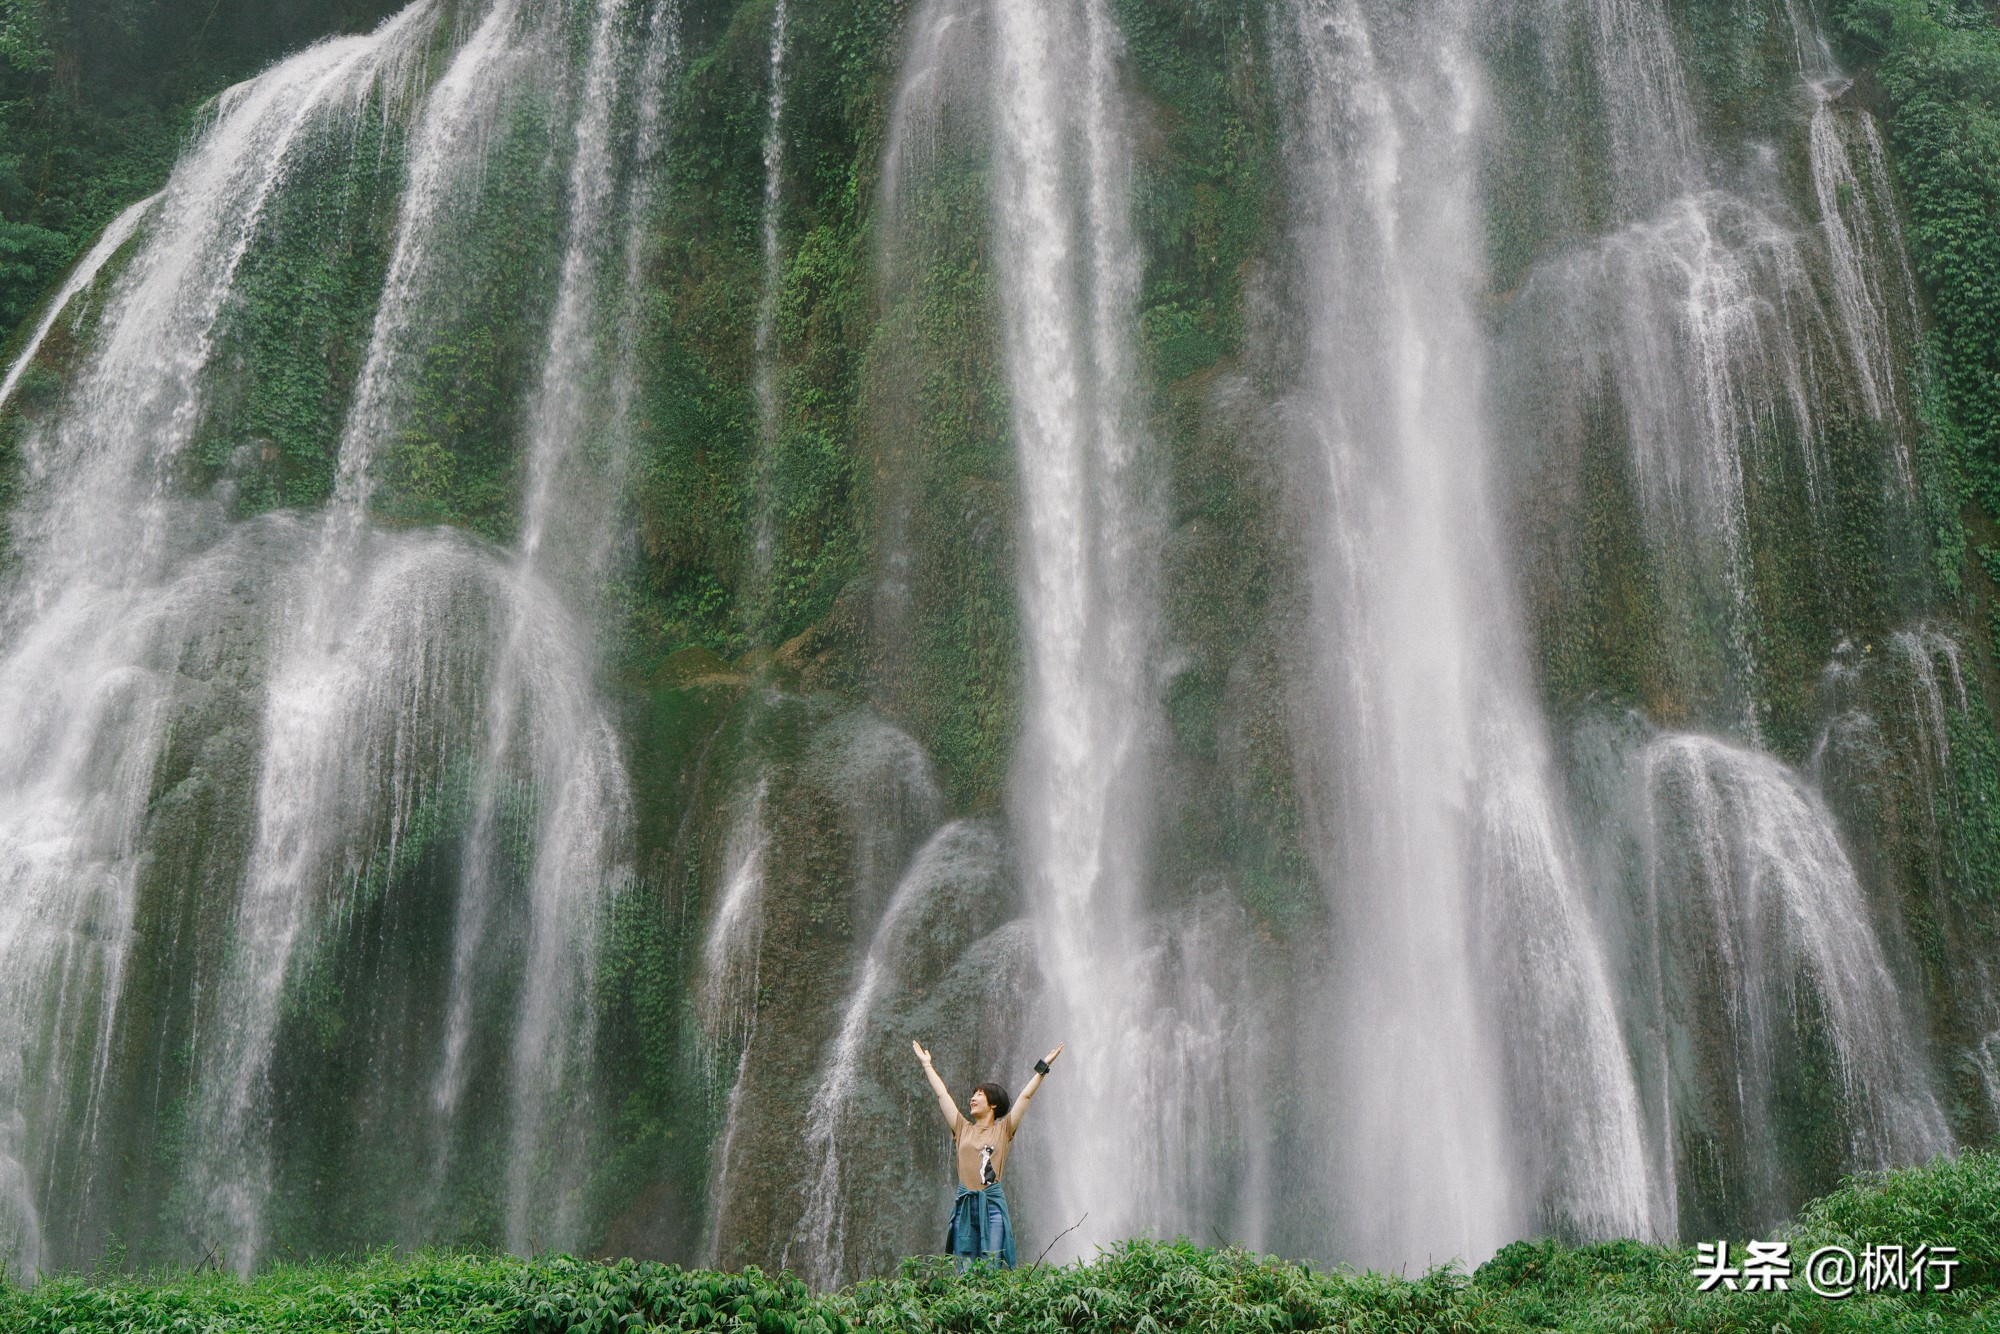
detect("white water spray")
[747,0,792,607]
[787,819,991,1287]
[1279,0,1651,1266]
[1639,733,1950,1179]
[988,0,1175,1255]
[0,195,156,415]
[0,5,441,1276]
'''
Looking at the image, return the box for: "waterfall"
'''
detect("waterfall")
[0,6,441,1277]
[697,5,795,1249]
[747,0,792,611]
[860,0,991,753]
[185,0,545,1266]
[702,709,945,1268]
[1508,0,1928,732]
[1639,734,1950,1197]
[876,0,974,278]
[812,715,944,933]
[1504,0,1954,1230]
[694,772,768,1267]
[0,0,1988,1282]
[612,0,684,456]
[0,0,689,1273]
[1892,627,1969,883]
[1787,1,1923,494]
[1277,0,1651,1265]
[1809,81,1908,433]
[1585,0,1701,215]
[699,777,772,1049]
[1790,1,1923,494]
[988,0,1177,1255]
[787,818,990,1288]
[1513,192,1811,731]
[0,195,156,414]
[455,0,656,1251]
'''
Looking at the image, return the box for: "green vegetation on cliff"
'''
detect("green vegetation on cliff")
[0,0,409,343]
[6,1152,1998,1331]
[1830,0,2000,937]
[1834,0,2000,566]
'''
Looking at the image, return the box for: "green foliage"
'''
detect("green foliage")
[1114,0,1274,374]
[0,218,66,328]
[1943,673,2000,901]
[0,2,405,346]
[1791,1152,2000,1289]
[191,113,405,515]
[367,89,566,541]
[622,0,893,670]
[624,0,1284,815]
[8,1154,2000,1330]
[851,140,1017,807]
[0,0,51,73]
[1836,0,2000,527]
[1668,0,1806,139]
[586,681,747,1255]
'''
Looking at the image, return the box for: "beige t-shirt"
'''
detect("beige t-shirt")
[953,1115,1016,1189]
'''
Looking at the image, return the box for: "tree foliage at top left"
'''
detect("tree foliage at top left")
[0,0,405,345]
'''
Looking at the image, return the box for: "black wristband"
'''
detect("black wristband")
[1034,1059,1050,1075]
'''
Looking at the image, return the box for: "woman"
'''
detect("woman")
[912,1038,1064,1269]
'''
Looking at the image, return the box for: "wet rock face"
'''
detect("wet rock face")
[703,782,857,1267]
[690,692,1031,1275]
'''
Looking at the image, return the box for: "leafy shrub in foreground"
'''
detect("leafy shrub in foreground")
[3,1154,1998,1331]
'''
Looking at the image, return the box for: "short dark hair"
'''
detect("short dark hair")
[974,1082,1011,1118]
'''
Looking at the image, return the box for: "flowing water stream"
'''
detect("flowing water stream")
[747,0,792,611]
[0,0,682,1274]
[0,6,444,1271]
[1278,0,1651,1264]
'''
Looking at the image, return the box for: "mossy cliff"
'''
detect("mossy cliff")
[2,0,2000,1283]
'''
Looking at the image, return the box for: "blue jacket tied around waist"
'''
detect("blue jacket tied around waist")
[945,1182,1015,1268]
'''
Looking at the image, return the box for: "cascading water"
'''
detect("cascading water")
[1512,193,1808,727]
[1637,734,1949,1205]
[3,0,1994,1287]
[1870,627,1972,894]
[0,7,441,1273]
[1502,0,1957,1237]
[860,0,976,667]
[747,0,791,607]
[1785,0,1921,444]
[0,0,681,1275]
[986,0,1196,1256]
[687,0,1972,1279]
[701,704,951,1264]
[1276,0,1651,1264]
[1808,78,1913,438]
[787,817,993,1288]
[0,193,157,1276]
[696,2,799,1251]
[0,196,156,414]
[694,769,771,1264]
[1507,0,1926,729]
[699,776,772,1047]
[186,0,545,1263]
[446,0,671,1250]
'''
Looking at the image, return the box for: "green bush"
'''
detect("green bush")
[7,1153,1999,1331]
[1836,0,2000,533]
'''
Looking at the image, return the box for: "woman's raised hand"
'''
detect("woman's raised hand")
[912,1040,934,1067]
[1042,1042,1064,1066]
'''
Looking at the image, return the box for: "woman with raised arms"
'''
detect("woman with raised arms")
[911,1038,1065,1269]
